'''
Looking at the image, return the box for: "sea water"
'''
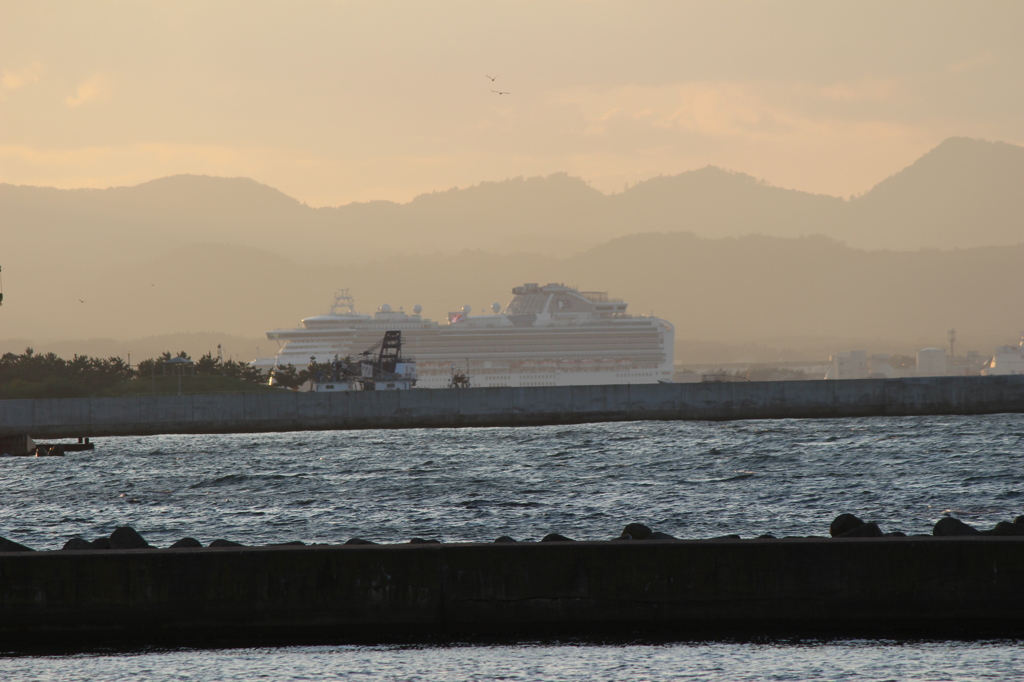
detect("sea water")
[1,414,1022,679]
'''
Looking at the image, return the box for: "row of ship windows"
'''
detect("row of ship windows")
[444,374,671,386]
[284,333,663,346]
[293,331,661,341]
[289,330,663,341]
[293,329,663,339]
[280,360,667,370]
[285,345,665,354]
[300,321,658,328]
[422,363,664,370]
[288,352,666,360]
[280,349,664,364]
[419,364,659,368]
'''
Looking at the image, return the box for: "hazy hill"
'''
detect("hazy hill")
[0,176,309,268]
[850,137,1024,249]
[2,138,1021,275]
[564,233,1023,348]
[608,167,846,241]
[4,235,1020,362]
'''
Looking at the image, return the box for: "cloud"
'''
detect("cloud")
[1,62,43,90]
[817,78,900,102]
[65,75,109,107]
[948,50,997,75]
[0,142,322,194]
[495,79,932,198]
[0,142,255,171]
[556,82,805,140]
[550,78,923,148]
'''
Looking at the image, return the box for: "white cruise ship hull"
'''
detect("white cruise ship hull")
[255,284,675,388]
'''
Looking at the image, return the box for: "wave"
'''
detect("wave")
[680,473,755,485]
[459,500,542,509]
[189,473,301,489]
[964,474,1020,483]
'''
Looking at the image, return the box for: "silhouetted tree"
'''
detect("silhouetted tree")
[196,351,221,375]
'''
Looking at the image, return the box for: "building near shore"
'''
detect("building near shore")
[824,351,868,380]
[982,336,1024,376]
[917,348,948,377]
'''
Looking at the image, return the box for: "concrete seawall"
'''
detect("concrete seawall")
[2,375,1023,439]
[2,538,1023,644]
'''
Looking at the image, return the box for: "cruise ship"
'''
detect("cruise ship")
[255,283,675,388]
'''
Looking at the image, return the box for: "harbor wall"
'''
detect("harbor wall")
[1,375,1023,439]
[2,538,1023,644]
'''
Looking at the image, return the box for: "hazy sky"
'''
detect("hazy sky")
[2,1,1022,205]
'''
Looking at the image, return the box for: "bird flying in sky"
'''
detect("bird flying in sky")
[491,90,510,95]
[485,74,499,81]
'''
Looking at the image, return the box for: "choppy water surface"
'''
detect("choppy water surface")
[3,640,1024,681]
[3,415,1022,547]
[1,414,1022,678]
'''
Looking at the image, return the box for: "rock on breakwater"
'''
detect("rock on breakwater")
[4,515,1023,553]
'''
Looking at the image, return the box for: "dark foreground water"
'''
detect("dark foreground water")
[3,640,1023,681]
[2,414,1022,679]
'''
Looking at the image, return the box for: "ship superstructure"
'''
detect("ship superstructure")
[255,284,675,388]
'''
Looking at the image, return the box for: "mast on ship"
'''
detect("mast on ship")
[330,289,356,314]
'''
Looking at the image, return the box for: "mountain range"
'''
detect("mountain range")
[2,137,1021,270]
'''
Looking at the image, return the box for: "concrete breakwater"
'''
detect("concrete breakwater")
[2,375,1024,439]
[2,536,1024,644]
[2,516,1023,644]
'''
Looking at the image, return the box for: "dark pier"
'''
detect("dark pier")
[1,537,1023,646]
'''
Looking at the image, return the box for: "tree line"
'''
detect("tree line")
[0,348,136,398]
[0,348,269,398]
[0,347,340,397]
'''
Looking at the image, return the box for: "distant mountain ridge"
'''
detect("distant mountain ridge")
[2,137,1021,266]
